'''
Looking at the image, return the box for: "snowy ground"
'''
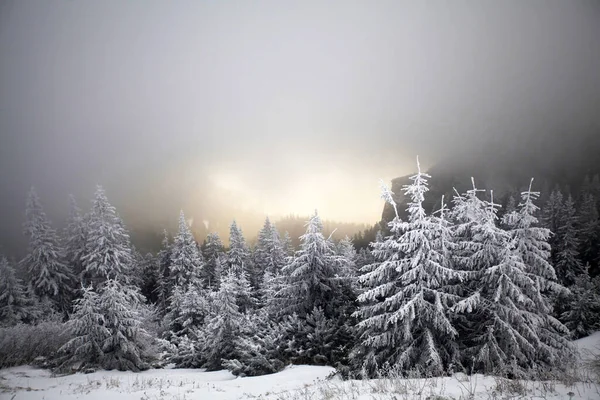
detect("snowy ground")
[1,333,599,400]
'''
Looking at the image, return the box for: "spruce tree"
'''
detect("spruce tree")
[355,164,462,376]
[64,195,87,284]
[453,182,573,376]
[0,256,34,326]
[202,232,225,289]
[336,236,357,278]
[223,309,284,376]
[578,193,600,274]
[199,268,243,371]
[81,186,134,288]
[541,188,564,235]
[155,230,172,314]
[279,211,346,318]
[502,179,560,283]
[554,195,585,286]
[21,187,74,311]
[166,282,209,342]
[169,211,204,289]
[278,211,356,369]
[282,231,294,257]
[561,274,600,339]
[140,252,160,304]
[254,217,286,278]
[501,179,572,370]
[99,279,151,371]
[58,286,108,372]
[227,221,256,311]
[59,280,151,372]
[228,221,254,282]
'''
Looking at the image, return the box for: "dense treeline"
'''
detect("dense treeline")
[1,162,599,379]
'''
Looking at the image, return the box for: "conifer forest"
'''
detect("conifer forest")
[1,1,600,399]
[2,162,599,382]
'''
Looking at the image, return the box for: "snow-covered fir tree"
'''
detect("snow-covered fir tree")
[336,236,357,278]
[0,256,35,326]
[155,230,172,314]
[59,280,151,372]
[166,282,209,341]
[578,193,599,273]
[279,211,349,318]
[282,231,294,257]
[169,211,204,289]
[199,268,243,371]
[21,187,74,312]
[554,195,585,286]
[129,246,146,290]
[99,279,151,371]
[278,211,355,369]
[453,181,573,376]
[261,269,283,313]
[202,232,225,290]
[63,195,87,283]
[542,188,564,234]
[502,179,560,283]
[501,179,572,369]
[139,252,160,304]
[254,217,286,278]
[57,286,108,372]
[227,221,254,281]
[354,163,462,376]
[223,309,284,377]
[81,186,134,288]
[561,274,600,339]
[166,284,210,368]
[227,221,256,312]
[281,306,354,369]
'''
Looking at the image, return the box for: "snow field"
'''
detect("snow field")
[1,330,598,400]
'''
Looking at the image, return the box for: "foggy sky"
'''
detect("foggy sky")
[1,1,599,254]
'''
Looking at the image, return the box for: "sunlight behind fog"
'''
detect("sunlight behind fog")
[206,165,407,224]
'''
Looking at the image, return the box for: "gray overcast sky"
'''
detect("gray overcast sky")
[1,1,599,252]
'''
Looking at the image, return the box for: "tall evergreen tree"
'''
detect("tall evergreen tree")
[355,164,462,376]
[81,186,134,288]
[578,193,600,274]
[503,179,559,283]
[336,236,357,278]
[278,212,356,369]
[139,252,160,304]
[228,221,254,281]
[21,187,74,311]
[202,232,225,289]
[554,195,585,286]
[282,231,294,257]
[453,182,572,376]
[227,221,256,311]
[155,230,172,314]
[59,280,151,372]
[199,268,243,371]
[169,211,204,289]
[561,274,600,339]
[502,179,572,369]
[58,286,108,372]
[64,195,87,283]
[254,217,286,278]
[541,188,564,235]
[279,211,346,318]
[166,282,209,343]
[0,256,34,326]
[99,279,151,371]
